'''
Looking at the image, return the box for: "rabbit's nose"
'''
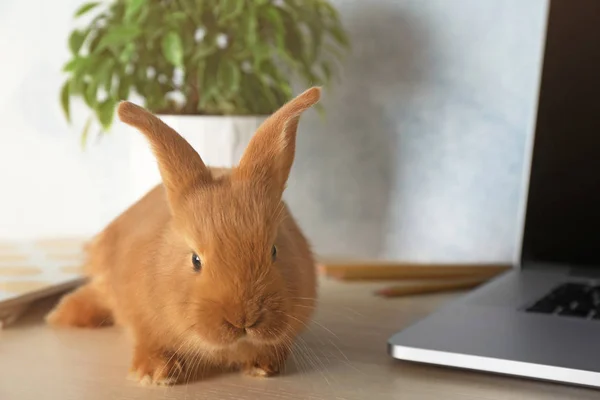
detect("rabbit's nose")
[246,312,264,329]
[223,311,263,333]
[223,317,245,335]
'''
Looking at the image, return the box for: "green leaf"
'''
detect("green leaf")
[74,2,100,17]
[247,6,258,46]
[230,65,241,95]
[229,40,252,60]
[180,0,203,24]
[60,81,71,123]
[265,8,285,50]
[96,26,142,52]
[161,31,184,67]
[280,10,309,66]
[262,61,291,97]
[117,77,131,100]
[125,0,146,21]
[96,58,115,88]
[62,57,83,72]
[199,56,220,109]
[323,43,346,61]
[217,0,244,24]
[167,11,188,23]
[68,30,86,55]
[84,82,98,107]
[307,21,323,63]
[275,47,300,70]
[284,1,324,61]
[318,1,342,21]
[119,42,135,63]
[217,100,237,115]
[256,75,278,110]
[192,42,217,61]
[135,6,150,23]
[147,83,167,110]
[96,99,116,130]
[195,61,206,109]
[217,60,240,95]
[251,75,276,113]
[329,26,350,48]
[252,44,271,73]
[69,76,85,95]
[88,32,103,53]
[80,116,93,149]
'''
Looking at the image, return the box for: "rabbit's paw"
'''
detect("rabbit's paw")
[129,348,184,386]
[244,346,289,378]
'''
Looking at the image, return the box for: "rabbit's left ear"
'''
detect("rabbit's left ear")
[117,101,213,209]
[234,87,321,194]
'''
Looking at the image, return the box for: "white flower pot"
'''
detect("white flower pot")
[126,115,266,203]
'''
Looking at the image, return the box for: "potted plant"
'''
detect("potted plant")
[60,0,349,200]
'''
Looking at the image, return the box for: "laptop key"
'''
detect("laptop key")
[557,301,591,317]
[525,282,597,317]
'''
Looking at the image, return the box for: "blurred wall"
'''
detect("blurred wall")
[0,0,549,263]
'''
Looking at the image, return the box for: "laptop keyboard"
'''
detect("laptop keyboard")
[525,282,600,319]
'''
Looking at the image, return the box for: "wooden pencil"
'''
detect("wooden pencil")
[375,276,492,298]
[318,261,512,281]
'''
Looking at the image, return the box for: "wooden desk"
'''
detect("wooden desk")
[0,279,597,400]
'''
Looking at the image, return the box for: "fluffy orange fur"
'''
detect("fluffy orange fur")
[46,87,321,385]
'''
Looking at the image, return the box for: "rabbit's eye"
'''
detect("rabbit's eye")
[271,245,277,262]
[192,253,202,272]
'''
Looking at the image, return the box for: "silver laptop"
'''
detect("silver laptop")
[388,0,600,389]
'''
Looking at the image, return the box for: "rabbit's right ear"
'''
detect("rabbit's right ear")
[117,102,212,209]
[234,87,321,195]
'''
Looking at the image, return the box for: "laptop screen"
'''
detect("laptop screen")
[521,0,600,269]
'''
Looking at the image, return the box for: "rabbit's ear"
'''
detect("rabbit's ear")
[117,102,212,208]
[235,87,321,194]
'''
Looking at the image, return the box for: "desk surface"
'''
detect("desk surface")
[0,279,597,400]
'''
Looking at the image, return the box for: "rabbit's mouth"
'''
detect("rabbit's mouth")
[193,331,283,353]
[231,322,289,347]
[208,317,291,349]
[229,330,290,351]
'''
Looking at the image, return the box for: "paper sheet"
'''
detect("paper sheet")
[0,238,86,327]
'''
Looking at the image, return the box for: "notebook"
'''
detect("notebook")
[0,237,86,328]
